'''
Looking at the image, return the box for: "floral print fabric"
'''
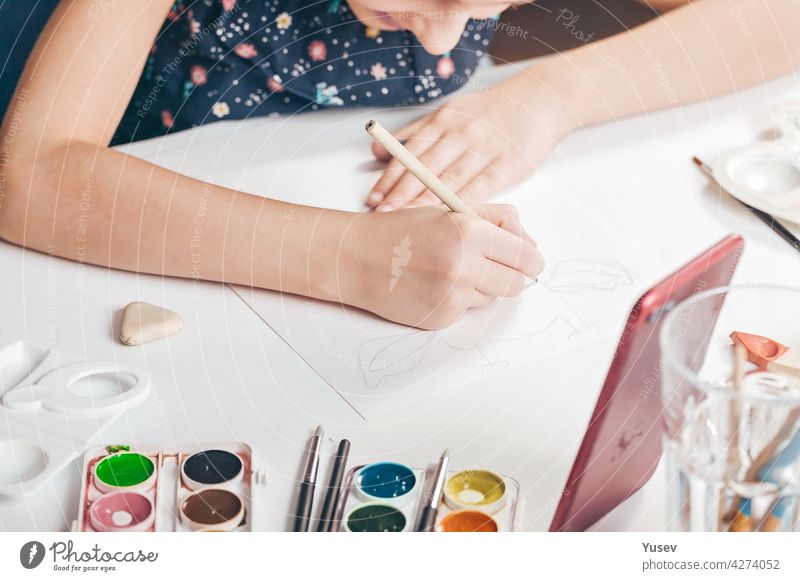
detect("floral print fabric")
[112,0,497,144]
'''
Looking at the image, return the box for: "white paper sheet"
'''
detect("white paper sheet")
[222,143,669,417]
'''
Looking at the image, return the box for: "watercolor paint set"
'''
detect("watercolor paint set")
[0,340,151,499]
[73,443,266,532]
[333,462,521,532]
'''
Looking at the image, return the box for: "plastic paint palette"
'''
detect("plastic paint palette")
[334,462,520,532]
[714,102,800,224]
[0,341,152,499]
[74,443,266,532]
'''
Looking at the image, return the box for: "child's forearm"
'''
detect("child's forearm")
[533,0,800,128]
[0,0,349,302]
[0,138,545,330]
[0,141,347,300]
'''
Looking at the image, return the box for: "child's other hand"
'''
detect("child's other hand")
[339,204,544,330]
[367,74,576,211]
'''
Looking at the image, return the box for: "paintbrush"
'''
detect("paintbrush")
[724,406,800,527]
[316,438,350,532]
[416,449,449,532]
[693,157,800,255]
[719,344,747,530]
[293,425,323,532]
[747,408,800,482]
[729,343,747,466]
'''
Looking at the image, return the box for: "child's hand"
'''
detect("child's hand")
[338,203,544,329]
[367,74,576,211]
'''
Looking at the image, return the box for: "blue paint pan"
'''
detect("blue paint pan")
[355,462,416,502]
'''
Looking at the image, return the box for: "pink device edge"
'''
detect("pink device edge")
[549,234,745,532]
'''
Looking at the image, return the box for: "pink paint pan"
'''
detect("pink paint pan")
[89,491,155,532]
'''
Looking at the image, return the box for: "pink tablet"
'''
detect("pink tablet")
[550,234,745,531]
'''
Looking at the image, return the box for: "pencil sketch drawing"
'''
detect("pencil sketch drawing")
[357,260,633,389]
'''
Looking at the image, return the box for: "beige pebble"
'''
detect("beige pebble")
[119,302,184,346]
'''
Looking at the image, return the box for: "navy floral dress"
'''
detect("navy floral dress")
[112,0,497,144]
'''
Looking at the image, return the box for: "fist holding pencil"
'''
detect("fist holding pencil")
[339,120,544,330]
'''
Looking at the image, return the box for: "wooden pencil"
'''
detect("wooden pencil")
[365,119,479,217]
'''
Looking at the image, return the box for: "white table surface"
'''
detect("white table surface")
[2,60,800,532]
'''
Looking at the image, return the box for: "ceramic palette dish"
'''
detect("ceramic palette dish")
[333,462,520,532]
[0,340,152,499]
[714,102,800,224]
[74,442,266,532]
